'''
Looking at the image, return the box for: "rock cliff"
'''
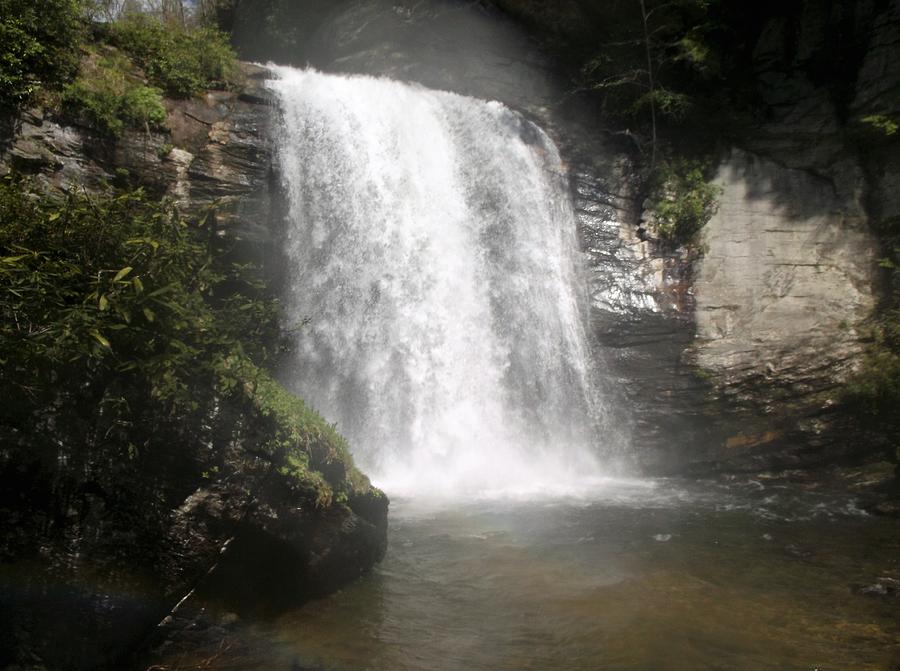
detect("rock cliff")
[578,0,898,473]
[230,0,899,479]
[2,62,275,238]
[0,62,388,670]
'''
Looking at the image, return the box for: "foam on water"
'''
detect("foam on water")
[266,67,616,498]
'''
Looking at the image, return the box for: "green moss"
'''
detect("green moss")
[61,50,166,136]
[108,13,237,98]
[223,356,372,504]
[693,366,715,383]
[157,143,174,159]
[647,158,721,245]
[843,226,900,464]
[845,343,900,418]
[861,114,899,137]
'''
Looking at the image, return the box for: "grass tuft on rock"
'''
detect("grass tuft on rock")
[106,13,238,98]
[61,48,167,136]
[646,158,721,245]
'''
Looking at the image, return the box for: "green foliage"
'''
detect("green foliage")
[647,159,721,244]
[845,234,900,437]
[0,178,367,520]
[844,319,900,437]
[860,114,899,137]
[632,87,692,119]
[225,356,370,505]
[1,178,245,403]
[675,34,715,72]
[157,142,174,159]
[577,0,726,155]
[0,0,84,106]
[61,50,166,136]
[108,13,237,98]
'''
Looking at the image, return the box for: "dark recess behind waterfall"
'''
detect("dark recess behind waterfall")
[223,0,568,115]
[223,0,881,117]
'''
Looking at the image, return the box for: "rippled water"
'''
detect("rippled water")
[170,480,899,670]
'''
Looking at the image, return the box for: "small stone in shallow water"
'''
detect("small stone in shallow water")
[854,577,900,597]
[762,533,773,541]
[872,499,900,517]
[653,534,672,542]
[783,543,813,559]
[220,612,240,626]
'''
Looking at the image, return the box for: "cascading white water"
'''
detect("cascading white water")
[267,67,611,497]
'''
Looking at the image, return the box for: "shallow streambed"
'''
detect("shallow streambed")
[164,479,900,670]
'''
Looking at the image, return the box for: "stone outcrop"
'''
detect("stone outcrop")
[577,136,884,474]
[0,62,389,670]
[1,62,275,240]
[608,0,897,472]
[693,150,877,402]
[1,434,388,670]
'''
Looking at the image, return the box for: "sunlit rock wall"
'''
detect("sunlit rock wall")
[694,150,877,397]
[1,63,275,243]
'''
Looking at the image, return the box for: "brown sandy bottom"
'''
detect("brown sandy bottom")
[150,479,900,671]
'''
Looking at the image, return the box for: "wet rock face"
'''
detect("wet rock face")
[569,151,709,468]
[0,63,275,240]
[567,0,896,472]
[693,150,877,399]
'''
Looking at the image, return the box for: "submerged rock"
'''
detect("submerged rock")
[854,577,900,598]
[783,543,815,560]
[872,500,900,518]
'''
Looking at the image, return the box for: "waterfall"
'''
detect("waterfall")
[267,67,610,497]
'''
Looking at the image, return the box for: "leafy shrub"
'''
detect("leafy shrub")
[108,13,237,98]
[0,177,365,513]
[61,51,166,136]
[845,241,900,448]
[861,114,899,137]
[846,329,900,418]
[0,0,84,106]
[647,158,721,244]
